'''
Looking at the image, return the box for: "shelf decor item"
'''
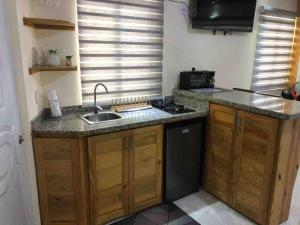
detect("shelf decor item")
[38,47,45,65]
[32,47,39,66]
[65,55,73,66]
[32,47,46,66]
[47,49,60,66]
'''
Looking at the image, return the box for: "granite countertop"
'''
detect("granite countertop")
[33,88,300,136]
[31,107,207,137]
[174,89,300,120]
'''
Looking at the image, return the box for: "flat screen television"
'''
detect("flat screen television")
[190,0,257,32]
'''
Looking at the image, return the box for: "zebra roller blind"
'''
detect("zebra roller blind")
[77,0,164,105]
[252,8,297,96]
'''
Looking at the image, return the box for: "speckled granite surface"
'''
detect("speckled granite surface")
[174,89,300,120]
[32,107,207,137]
[33,88,300,136]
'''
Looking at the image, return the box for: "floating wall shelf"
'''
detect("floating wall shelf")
[23,17,75,31]
[29,66,78,75]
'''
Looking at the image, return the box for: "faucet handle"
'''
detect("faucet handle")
[96,105,103,112]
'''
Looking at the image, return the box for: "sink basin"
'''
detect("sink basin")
[80,112,122,124]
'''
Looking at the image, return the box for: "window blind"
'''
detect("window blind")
[251,8,296,96]
[77,0,164,105]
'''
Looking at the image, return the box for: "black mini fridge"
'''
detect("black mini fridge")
[163,118,205,203]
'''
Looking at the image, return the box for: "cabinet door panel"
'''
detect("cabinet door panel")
[205,104,236,203]
[234,112,278,224]
[129,125,163,213]
[88,131,129,225]
[34,138,86,225]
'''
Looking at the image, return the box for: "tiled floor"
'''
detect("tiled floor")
[111,203,199,225]
[110,172,300,225]
[175,172,300,225]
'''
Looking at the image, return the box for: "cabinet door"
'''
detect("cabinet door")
[233,112,278,224]
[88,131,129,225]
[34,138,86,225]
[129,125,163,213]
[204,104,236,203]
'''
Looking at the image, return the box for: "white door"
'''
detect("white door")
[0,0,30,225]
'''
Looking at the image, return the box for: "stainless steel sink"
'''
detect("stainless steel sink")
[80,112,122,124]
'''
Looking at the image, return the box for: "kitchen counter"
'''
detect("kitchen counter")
[32,88,300,136]
[174,89,300,120]
[31,106,207,137]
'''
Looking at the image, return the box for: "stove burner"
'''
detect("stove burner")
[152,100,195,114]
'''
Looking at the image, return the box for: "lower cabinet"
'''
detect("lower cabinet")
[88,125,163,225]
[129,126,163,213]
[205,104,279,225]
[88,131,129,225]
[232,111,278,225]
[204,104,236,203]
[33,138,88,225]
[34,125,163,225]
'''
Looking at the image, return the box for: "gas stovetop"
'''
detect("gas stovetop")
[151,100,195,115]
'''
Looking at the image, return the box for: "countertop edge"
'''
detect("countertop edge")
[31,111,208,137]
[174,89,300,120]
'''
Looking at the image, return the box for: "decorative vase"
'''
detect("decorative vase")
[47,55,60,66]
[32,47,39,66]
[38,47,46,65]
[65,57,72,66]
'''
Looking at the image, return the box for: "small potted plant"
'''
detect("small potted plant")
[65,55,73,66]
[47,49,60,66]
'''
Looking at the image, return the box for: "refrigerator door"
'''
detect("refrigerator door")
[164,121,203,202]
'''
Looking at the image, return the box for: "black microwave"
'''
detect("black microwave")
[180,68,215,90]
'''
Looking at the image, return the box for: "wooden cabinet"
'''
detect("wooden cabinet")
[205,104,236,203]
[88,125,163,225]
[129,126,163,213]
[34,125,163,225]
[233,112,278,224]
[205,104,279,224]
[33,138,88,225]
[88,131,129,225]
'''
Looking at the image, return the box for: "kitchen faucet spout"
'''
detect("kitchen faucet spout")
[94,83,108,114]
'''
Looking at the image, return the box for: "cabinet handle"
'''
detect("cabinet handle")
[234,114,241,133]
[234,114,240,132]
[122,184,127,189]
[233,114,236,132]
[157,160,162,165]
[54,198,62,208]
[237,117,241,132]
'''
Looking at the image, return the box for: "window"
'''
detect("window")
[251,8,297,96]
[77,0,164,105]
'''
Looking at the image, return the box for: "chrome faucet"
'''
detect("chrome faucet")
[94,83,108,114]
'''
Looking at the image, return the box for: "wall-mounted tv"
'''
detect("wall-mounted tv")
[190,0,257,32]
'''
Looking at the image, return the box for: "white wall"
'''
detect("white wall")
[11,0,298,108]
[163,0,298,96]
[32,1,82,107]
